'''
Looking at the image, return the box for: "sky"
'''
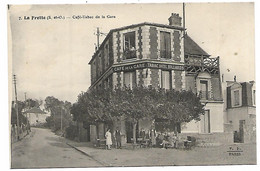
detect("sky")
[8,2,255,103]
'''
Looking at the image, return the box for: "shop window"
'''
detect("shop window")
[124,71,136,89]
[124,32,136,59]
[161,70,171,89]
[160,31,171,59]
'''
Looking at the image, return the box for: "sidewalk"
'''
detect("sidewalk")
[64,139,256,166]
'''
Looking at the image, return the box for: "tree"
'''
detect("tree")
[11,100,28,126]
[154,89,205,133]
[44,96,72,132]
[71,86,204,144]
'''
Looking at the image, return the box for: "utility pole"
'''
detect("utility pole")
[94,27,107,50]
[24,92,29,134]
[183,3,186,55]
[97,27,100,48]
[183,2,186,34]
[60,107,63,132]
[13,74,20,140]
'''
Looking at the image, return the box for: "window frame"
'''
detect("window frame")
[123,31,136,60]
[123,71,136,89]
[160,31,171,59]
[161,70,171,90]
[231,87,242,107]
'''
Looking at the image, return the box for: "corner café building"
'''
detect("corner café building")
[86,13,231,145]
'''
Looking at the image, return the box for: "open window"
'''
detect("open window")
[124,32,136,59]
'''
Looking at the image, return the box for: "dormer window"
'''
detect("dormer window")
[124,32,136,59]
[253,90,256,106]
[234,90,240,106]
[230,84,242,107]
[196,72,212,101]
[200,80,209,100]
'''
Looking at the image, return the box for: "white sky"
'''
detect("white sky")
[9,3,255,103]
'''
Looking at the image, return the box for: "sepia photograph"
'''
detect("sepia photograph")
[8,1,256,168]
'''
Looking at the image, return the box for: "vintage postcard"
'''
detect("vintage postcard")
[8,2,256,168]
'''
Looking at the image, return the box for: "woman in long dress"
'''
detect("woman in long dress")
[105,129,112,150]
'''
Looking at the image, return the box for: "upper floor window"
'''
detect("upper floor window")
[105,44,109,67]
[230,83,242,107]
[160,31,171,59]
[200,80,209,100]
[253,90,256,106]
[124,32,136,59]
[196,72,212,101]
[123,71,136,89]
[161,70,171,90]
[234,90,240,106]
[98,54,102,76]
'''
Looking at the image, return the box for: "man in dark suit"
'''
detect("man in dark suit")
[115,127,121,149]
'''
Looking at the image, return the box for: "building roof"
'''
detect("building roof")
[184,34,209,56]
[24,107,46,114]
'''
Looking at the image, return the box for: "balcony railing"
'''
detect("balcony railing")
[184,55,220,74]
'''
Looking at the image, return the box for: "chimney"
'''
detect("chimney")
[168,13,182,27]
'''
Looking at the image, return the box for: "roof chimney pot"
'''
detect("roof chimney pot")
[168,13,182,27]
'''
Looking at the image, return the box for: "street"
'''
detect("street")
[11,128,102,168]
[11,127,257,168]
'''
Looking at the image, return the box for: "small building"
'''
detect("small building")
[224,81,256,143]
[24,107,48,126]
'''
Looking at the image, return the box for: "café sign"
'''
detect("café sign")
[113,62,184,72]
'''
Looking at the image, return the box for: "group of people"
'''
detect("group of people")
[104,127,179,149]
[156,132,179,149]
[140,128,179,148]
[105,127,122,150]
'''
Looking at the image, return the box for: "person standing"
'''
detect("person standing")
[150,129,156,147]
[115,127,121,149]
[105,129,112,150]
[140,128,146,141]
